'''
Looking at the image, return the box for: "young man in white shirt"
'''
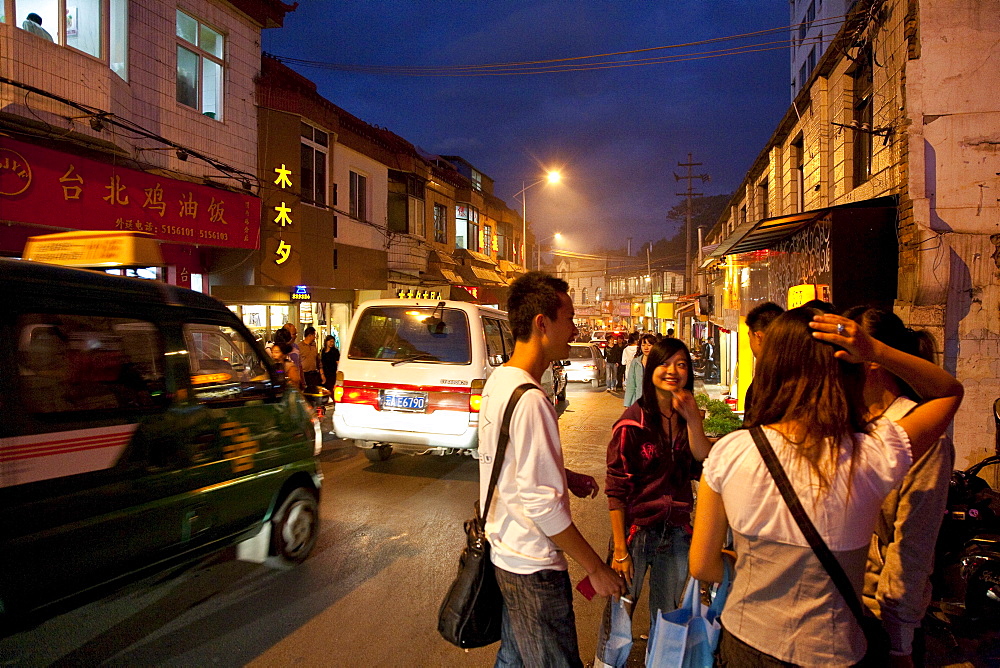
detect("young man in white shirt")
[479,272,625,667]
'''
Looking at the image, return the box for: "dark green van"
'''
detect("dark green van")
[0,259,322,618]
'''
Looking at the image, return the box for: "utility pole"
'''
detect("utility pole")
[647,244,654,333]
[674,154,710,296]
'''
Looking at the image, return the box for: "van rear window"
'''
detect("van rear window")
[349,306,471,364]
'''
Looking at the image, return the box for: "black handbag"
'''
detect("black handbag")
[438,383,538,649]
[748,426,873,640]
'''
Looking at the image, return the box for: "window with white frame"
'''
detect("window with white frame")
[300,122,328,207]
[455,204,479,250]
[349,171,368,222]
[12,0,128,79]
[176,10,224,120]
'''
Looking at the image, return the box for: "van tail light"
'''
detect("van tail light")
[469,378,485,413]
[333,371,344,402]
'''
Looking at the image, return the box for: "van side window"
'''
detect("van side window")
[18,314,166,414]
[499,320,516,361]
[483,317,507,366]
[183,324,272,403]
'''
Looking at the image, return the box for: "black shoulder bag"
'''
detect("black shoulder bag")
[438,383,539,649]
[748,426,872,641]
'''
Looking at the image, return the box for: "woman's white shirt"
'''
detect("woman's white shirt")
[703,419,913,551]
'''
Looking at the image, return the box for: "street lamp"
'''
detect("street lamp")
[537,232,563,271]
[512,170,561,270]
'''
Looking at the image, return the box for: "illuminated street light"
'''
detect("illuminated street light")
[513,170,561,271]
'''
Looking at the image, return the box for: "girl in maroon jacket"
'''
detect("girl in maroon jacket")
[594,338,712,667]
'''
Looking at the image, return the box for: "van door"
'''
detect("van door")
[482,317,508,368]
[180,321,311,542]
[2,311,181,609]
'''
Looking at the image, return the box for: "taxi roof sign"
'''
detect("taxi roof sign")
[22,231,165,268]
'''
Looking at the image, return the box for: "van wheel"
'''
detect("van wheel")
[591,378,600,389]
[271,488,318,565]
[558,387,566,402]
[364,444,393,462]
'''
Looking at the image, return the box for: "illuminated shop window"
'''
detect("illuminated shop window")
[176,9,224,120]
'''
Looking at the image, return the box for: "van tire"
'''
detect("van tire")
[271,488,319,565]
[557,387,566,402]
[364,444,393,462]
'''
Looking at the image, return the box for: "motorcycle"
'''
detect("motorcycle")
[930,398,1000,622]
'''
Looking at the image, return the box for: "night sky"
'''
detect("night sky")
[262,1,794,253]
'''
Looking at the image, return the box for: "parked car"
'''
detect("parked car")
[0,258,323,620]
[564,342,606,388]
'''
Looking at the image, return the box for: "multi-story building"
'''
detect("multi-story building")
[605,254,685,335]
[552,253,608,330]
[790,0,853,100]
[698,0,999,465]
[0,1,293,286]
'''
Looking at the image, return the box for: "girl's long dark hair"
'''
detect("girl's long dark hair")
[637,339,696,485]
[744,307,869,492]
[843,305,935,400]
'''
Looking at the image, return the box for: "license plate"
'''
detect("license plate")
[381,390,428,412]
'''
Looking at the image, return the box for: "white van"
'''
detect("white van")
[334,299,557,461]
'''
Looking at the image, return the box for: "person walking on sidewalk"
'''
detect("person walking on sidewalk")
[594,338,713,667]
[479,271,626,667]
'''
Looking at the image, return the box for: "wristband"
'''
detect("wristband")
[614,554,631,563]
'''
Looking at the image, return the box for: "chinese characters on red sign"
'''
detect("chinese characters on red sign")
[0,137,260,250]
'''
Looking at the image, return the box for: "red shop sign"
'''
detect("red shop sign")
[0,136,260,250]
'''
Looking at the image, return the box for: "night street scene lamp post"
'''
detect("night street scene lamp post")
[513,170,561,270]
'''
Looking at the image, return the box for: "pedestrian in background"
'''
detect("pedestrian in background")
[594,338,712,667]
[300,326,322,388]
[320,335,340,391]
[689,308,963,666]
[479,272,625,667]
[620,333,639,390]
[623,334,656,407]
[605,337,623,392]
[848,306,953,666]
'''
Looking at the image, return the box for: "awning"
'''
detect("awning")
[429,249,461,267]
[702,196,897,267]
[458,264,505,285]
[423,266,462,284]
[454,248,499,267]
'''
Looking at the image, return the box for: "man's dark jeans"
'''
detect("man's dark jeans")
[493,566,583,668]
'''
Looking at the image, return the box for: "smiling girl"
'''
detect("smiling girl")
[594,338,713,667]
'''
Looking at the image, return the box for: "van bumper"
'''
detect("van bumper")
[333,413,479,450]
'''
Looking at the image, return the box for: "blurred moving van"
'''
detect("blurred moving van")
[335,298,559,461]
[0,258,322,620]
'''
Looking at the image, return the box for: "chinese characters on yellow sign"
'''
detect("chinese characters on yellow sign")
[273,163,293,265]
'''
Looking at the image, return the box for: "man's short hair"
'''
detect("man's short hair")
[303,326,316,338]
[27,13,43,24]
[507,271,570,342]
[746,302,784,333]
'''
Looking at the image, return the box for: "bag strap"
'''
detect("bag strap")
[482,383,540,523]
[748,426,868,630]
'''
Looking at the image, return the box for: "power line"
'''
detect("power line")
[268,16,846,77]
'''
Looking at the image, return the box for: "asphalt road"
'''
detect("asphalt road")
[2,381,996,667]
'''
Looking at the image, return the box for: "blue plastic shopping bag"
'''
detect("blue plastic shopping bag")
[599,595,634,666]
[646,561,732,668]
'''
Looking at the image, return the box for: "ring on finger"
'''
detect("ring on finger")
[836,323,846,336]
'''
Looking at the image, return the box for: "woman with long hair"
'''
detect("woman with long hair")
[623,333,657,407]
[320,334,340,391]
[845,307,953,664]
[594,338,712,667]
[689,307,962,666]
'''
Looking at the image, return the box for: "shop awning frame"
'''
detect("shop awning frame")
[701,196,897,268]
